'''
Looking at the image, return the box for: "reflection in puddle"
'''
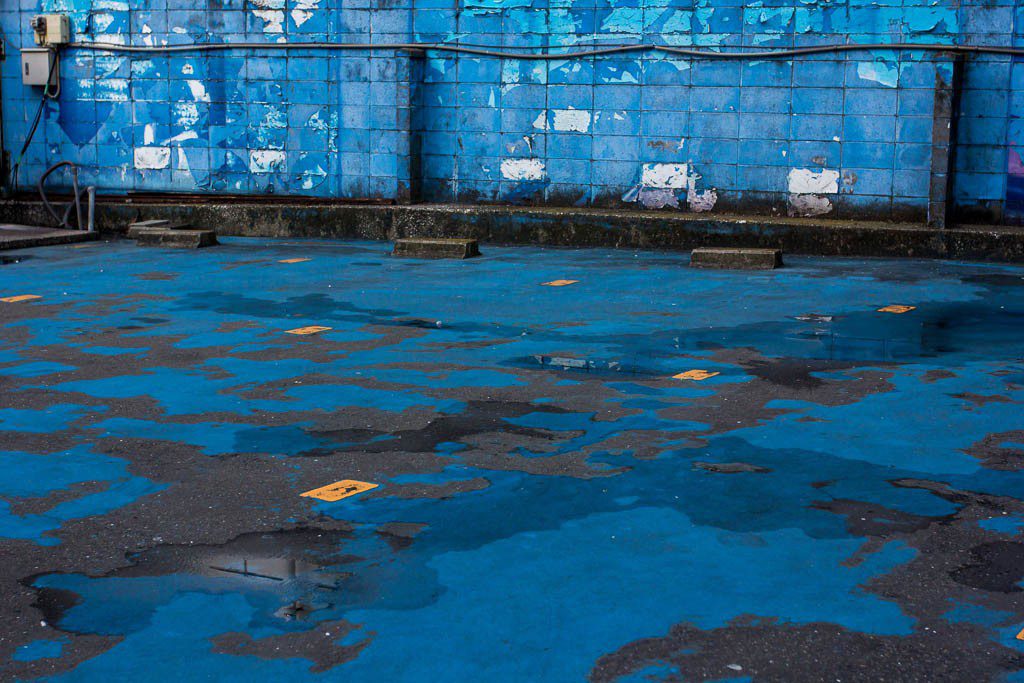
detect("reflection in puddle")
[28,529,356,633]
[207,556,341,590]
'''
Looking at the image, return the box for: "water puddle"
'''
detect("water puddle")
[27,529,354,632]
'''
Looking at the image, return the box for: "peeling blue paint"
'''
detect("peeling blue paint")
[0,0,1019,219]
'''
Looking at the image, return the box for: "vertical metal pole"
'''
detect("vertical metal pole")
[0,37,8,195]
[87,186,95,231]
[927,53,965,229]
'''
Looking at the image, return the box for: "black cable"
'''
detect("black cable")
[11,98,48,194]
[11,49,60,193]
[38,161,83,230]
[68,40,1024,59]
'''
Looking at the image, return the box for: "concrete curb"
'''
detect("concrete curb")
[690,247,783,269]
[0,223,99,251]
[134,228,218,248]
[392,237,481,259]
[3,199,1024,262]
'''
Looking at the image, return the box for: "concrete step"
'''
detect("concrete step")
[134,228,218,249]
[393,237,480,259]
[0,224,97,250]
[127,220,193,239]
[690,247,783,270]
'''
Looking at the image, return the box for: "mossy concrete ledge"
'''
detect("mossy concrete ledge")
[690,247,783,270]
[392,237,480,259]
[3,199,1024,262]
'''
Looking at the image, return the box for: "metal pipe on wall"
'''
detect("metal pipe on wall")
[67,40,1024,60]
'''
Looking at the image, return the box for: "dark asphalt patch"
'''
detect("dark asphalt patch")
[950,542,1024,593]
[590,618,1024,683]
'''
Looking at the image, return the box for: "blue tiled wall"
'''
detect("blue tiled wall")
[0,0,1020,222]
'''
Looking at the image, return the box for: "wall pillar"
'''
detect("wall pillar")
[928,54,964,228]
[395,48,425,205]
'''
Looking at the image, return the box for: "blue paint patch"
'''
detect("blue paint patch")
[335,509,915,681]
[0,404,96,433]
[943,601,1015,627]
[0,446,165,544]
[979,515,1024,534]
[0,361,78,378]
[12,638,67,662]
[91,418,330,457]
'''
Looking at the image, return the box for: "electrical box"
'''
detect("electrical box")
[21,48,59,88]
[30,14,71,46]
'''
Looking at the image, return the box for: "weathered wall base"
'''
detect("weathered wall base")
[3,199,1023,262]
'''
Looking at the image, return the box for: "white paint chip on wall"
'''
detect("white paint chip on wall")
[166,130,199,144]
[625,162,716,211]
[787,167,840,217]
[856,61,899,88]
[186,80,210,102]
[177,147,190,173]
[687,188,718,212]
[789,194,833,216]
[788,168,840,195]
[252,9,285,33]
[641,163,689,189]
[500,158,546,181]
[250,150,287,174]
[551,109,591,132]
[301,164,328,190]
[134,147,170,170]
[291,0,322,27]
[532,109,592,133]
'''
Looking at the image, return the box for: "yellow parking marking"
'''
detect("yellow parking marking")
[877,304,916,314]
[542,279,579,287]
[301,480,378,502]
[279,258,311,264]
[286,325,332,335]
[673,369,720,381]
[0,295,42,303]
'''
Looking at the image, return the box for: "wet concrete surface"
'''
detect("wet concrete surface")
[0,237,1023,681]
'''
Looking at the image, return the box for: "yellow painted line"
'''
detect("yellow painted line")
[1017,627,1024,641]
[279,258,311,264]
[542,279,579,287]
[0,295,42,303]
[301,479,378,502]
[673,369,720,381]
[877,304,916,314]
[286,325,332,335]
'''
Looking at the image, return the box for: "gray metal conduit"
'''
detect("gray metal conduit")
[68,41,1024,59]
[38,161,95,232]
